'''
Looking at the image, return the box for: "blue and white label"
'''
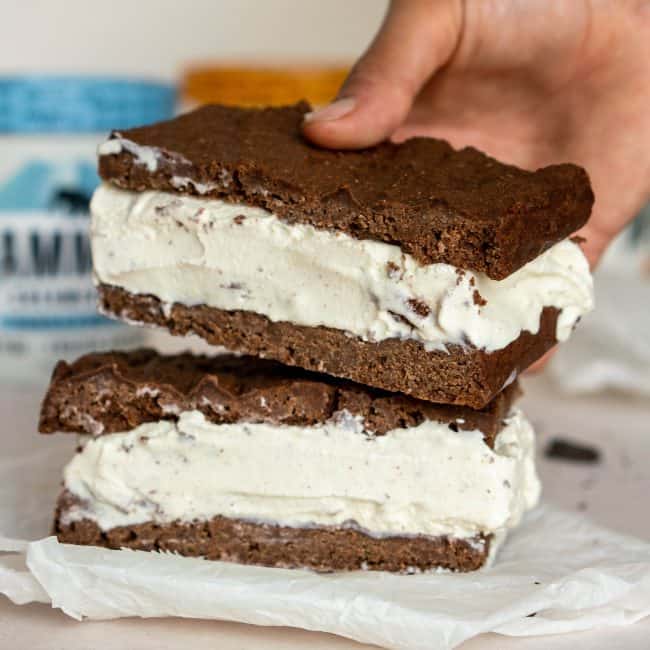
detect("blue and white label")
[0,135,143,382]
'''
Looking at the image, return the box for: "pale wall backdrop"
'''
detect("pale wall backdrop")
[1,0,388,79]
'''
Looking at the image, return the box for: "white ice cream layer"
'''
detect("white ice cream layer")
[61,408,540,539]
[91,184,593,352]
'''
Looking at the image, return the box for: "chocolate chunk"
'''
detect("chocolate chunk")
[406,298,431,317]
[473,289,487,307]
[544,437,601,463]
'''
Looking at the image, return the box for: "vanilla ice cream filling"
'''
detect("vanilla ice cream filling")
[61,408,540,539]
[91,184,593,352]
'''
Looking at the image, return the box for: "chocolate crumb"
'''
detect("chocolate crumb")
[233,215,246,225]
[544,437,601,463]
[386,261,401,279]
[406,298,431,318]
[473,289,487,307]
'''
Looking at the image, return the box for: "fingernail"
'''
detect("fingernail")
[304,97,356,123]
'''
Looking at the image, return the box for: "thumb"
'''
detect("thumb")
[302,0,462,149]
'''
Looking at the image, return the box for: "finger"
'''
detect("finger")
[576,218,621,270]
[526,347,557,374]
[303,0,462,149]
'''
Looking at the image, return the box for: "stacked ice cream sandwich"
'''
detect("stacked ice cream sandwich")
[38,102,594,572]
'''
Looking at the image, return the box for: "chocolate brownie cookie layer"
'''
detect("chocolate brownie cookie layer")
[39,349,520,444]
[97,102,593,279]
[54,493,495,573]
[98,284,558,408]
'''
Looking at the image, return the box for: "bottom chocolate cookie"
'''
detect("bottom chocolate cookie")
[55,493,495,573]
[97,283,559,409]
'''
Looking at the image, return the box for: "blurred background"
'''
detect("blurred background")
[1,0,648,394]
[2,1,385,79]
[0,0,386,384]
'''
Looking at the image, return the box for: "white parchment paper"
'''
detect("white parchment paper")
[1,433,650,650]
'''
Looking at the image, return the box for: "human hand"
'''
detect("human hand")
[303,0,650,268]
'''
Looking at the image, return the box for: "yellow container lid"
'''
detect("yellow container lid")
[183,63,349,107]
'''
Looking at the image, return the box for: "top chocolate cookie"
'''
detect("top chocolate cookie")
[98,101,593,279]
[39,349,519,446]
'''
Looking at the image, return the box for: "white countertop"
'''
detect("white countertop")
[1,372,649,649]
